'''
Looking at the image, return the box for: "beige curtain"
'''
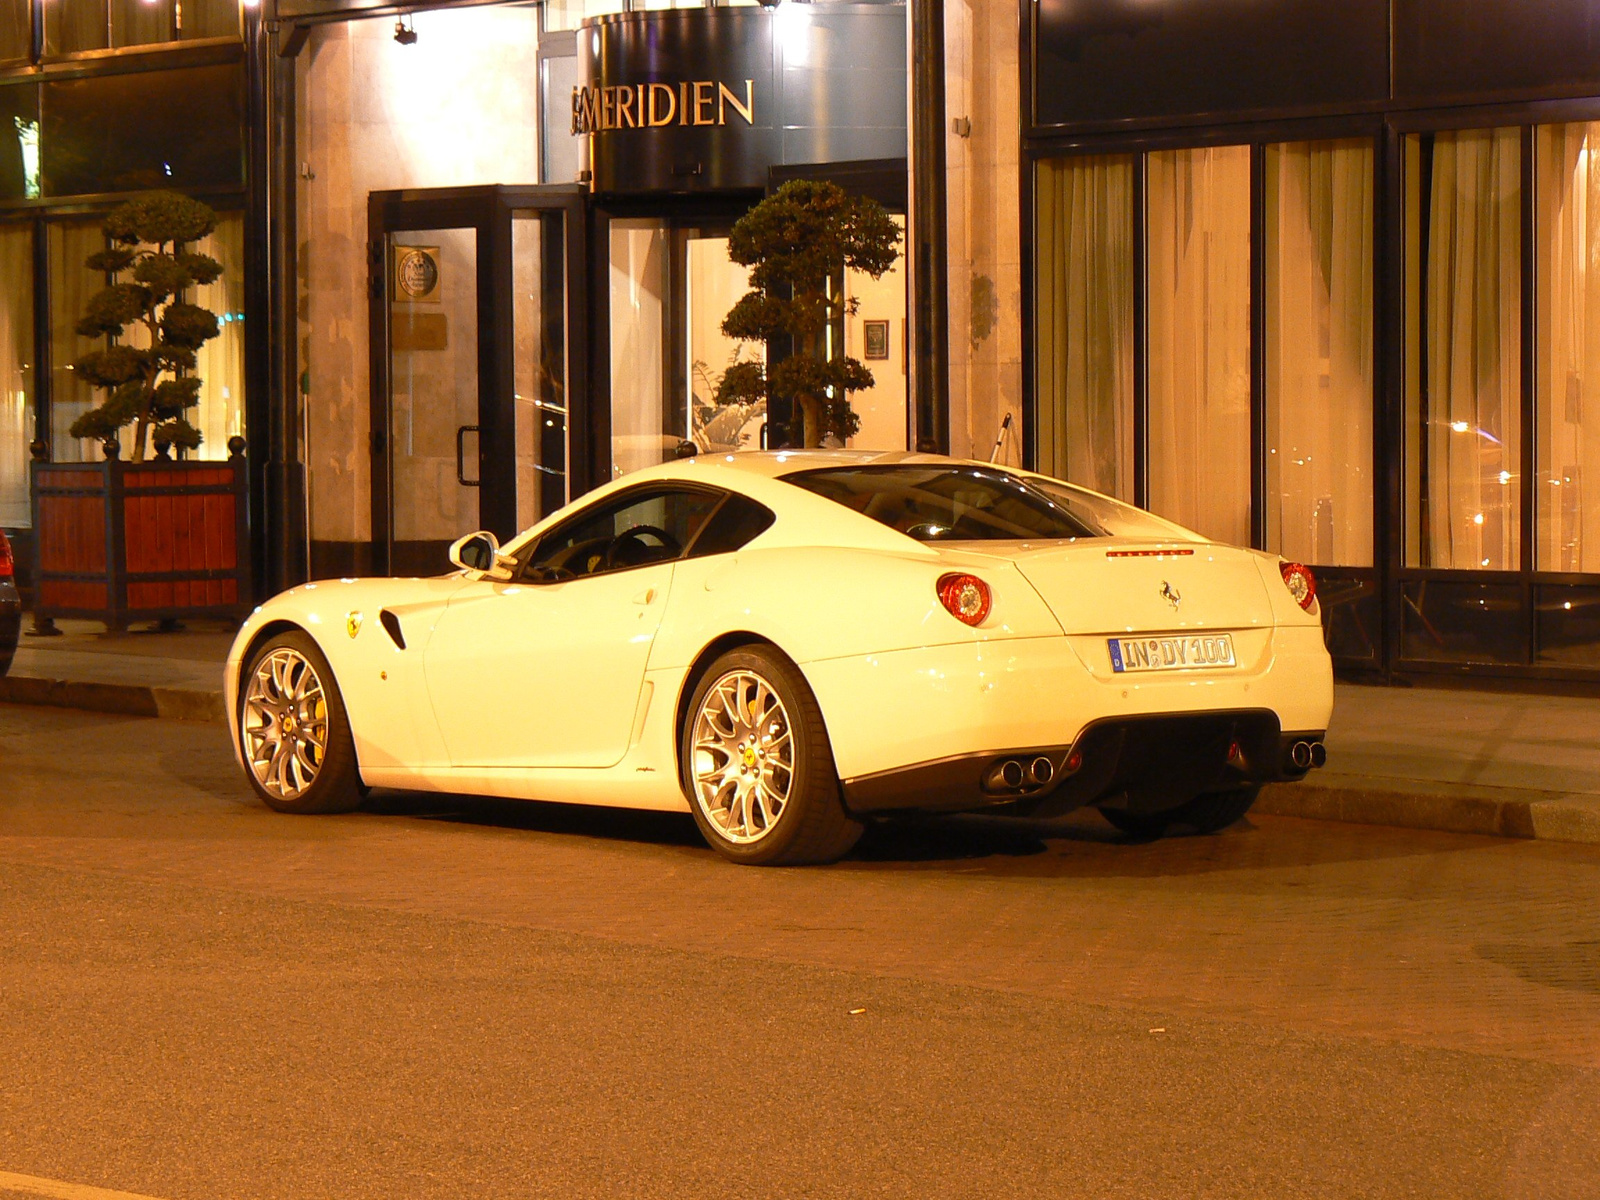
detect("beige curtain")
[1034,155,1134,498]
[608,219,668,478]
[1264,139,1375,566]
[0,223,31,526]
[190,213,246,459]
[1536,123,1600,572]
[1147,146,1252,545]
[1416,128,1522,570]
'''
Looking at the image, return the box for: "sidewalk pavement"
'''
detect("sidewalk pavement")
[3,616,1599,846]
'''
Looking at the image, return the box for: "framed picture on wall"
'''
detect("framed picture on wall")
[863,319,890,360]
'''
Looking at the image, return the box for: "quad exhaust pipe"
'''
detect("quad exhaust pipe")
[1288,740,1327,771]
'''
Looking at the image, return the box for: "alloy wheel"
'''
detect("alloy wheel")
[691,669,795,844]
[242,647,330,801]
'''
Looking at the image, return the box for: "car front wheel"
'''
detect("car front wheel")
[239,630,364,815]
[681,646,862,866]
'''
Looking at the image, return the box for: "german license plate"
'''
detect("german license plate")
[1108,633,1236,673]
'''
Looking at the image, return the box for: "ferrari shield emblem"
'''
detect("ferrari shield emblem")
[346,611,363,639]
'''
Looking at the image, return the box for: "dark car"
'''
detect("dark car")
[0,530,19,678]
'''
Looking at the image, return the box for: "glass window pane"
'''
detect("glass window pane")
[44,2,107,54]
[843,214,905,451]
[0,222,34,527]
[609,218,669,478]
[1536,585,1600,666]
[686,233,764,453]
[0,84,41,202]
[527,487,722,578]
[1535,122,1600,572]
[110,0,172,48]
[0,0,29,63]
[49,220,106,464]
[1401,580,1526,664]
[190,212,244,460]
[1404,128,1522,570]
[42,65,244,198]
[513,210,568,529]
[544,0,625,33]
[1033,154,1134,499]
[1264,138,1375,567]
[1146,144,1252,545]
[180,0,240,40]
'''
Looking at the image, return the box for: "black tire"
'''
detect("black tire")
[237,629,364,815]
[1099,785,1260,839]
[1096,806,1169,838]
[1171,785,1261,834]
[680,646,863,866]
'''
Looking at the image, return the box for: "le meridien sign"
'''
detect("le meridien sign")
[573,6,906,193]
[571,79,756,134]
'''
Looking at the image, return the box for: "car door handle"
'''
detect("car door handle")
[634,587,656,605]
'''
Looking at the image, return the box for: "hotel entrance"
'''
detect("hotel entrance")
[367,185,586,576]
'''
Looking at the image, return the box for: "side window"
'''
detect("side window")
[688,494,775,558]
[523,487,723,580]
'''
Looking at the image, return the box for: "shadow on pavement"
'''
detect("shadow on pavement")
[360,788,1473,880]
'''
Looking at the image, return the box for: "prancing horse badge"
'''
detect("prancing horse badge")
[346,611,363,639]
[1160,582,1181,612]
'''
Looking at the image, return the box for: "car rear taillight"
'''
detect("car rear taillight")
[937,573,991,626]
[1279,561,1316,611]
[0,531,12,580]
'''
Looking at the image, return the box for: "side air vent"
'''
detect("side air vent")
[379,609,406,649]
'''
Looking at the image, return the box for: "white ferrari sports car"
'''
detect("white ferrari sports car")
[226,451,1333,865]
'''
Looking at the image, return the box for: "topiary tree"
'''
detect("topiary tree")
[68,190,223,462]
[715,180,900,447]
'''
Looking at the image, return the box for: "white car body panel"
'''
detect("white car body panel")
[227,451,1334,820]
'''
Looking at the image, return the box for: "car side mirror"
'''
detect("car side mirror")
[448,531,514,580]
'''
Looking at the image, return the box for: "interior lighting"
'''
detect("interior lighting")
[1498,470,1512,485]
[1473,513,1485,526]
[1451,420,1470,433]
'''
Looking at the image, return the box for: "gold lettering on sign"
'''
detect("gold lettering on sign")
[570,80,758,135]
[648,82,677,126]
[718,79,754,126]
[692,80,715,126]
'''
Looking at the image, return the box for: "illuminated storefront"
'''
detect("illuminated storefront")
[284,0,908,576]
[1021,0,1600,684]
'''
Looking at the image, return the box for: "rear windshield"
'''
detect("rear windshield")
[782,465,1106,541]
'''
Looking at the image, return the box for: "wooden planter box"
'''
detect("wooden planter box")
[30,450,250,631]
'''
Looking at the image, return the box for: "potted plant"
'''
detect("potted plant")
[29,191,250,633]
[714,180,901,448]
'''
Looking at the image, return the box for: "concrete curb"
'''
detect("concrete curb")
[0,675,226,725]
[1259,772,1600,846]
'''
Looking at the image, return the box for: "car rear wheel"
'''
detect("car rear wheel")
[1099,785,1261,838]
[239,630,363,815]
[681,646,863,866]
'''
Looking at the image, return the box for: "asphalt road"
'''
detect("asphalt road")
[1,704,1598,1200]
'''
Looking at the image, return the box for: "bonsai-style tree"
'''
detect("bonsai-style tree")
[715,180,900,447]
[68,190,223,462]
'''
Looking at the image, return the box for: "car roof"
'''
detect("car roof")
[660,449,963,479]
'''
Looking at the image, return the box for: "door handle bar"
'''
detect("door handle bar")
[456,424,480,487]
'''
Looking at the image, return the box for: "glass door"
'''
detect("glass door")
[386,225,481,576]
[370,186,587,576]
